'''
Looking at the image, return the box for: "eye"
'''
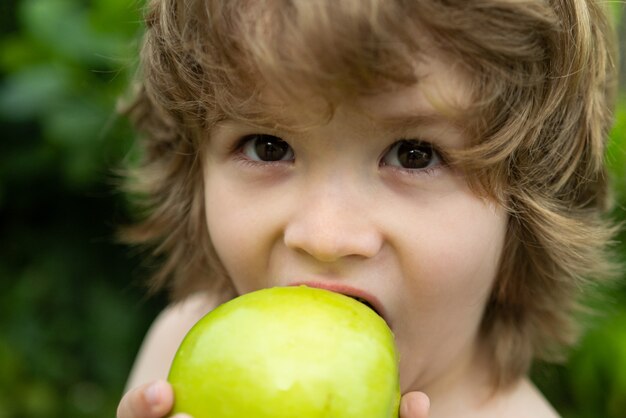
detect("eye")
[240,134,294,162]
[381,140,441,170]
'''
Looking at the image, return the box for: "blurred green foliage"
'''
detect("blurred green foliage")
[0,1,164,417]
[0,1,624,417]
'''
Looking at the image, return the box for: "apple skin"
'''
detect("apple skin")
[168,285,400,418]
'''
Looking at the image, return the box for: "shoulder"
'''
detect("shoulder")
[487,378,560,418]
[124,290,234,391]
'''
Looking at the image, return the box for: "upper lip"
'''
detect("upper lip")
[288,281,389,325]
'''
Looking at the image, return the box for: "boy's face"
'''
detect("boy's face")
[202,55,508,394]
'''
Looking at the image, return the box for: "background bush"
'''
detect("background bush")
[0,1,624,417]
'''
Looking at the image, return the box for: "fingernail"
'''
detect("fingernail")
[145,381,163,405]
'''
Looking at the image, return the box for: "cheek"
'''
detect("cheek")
[401,197,507,310]
[204,177,263,292]
[203,172,289,293]
[394,198,507,386]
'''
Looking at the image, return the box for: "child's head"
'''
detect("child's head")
[124,0,618,391]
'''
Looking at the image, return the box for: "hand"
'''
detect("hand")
[117,380,427,418]
[116,380,189,418]
[400,392,430,418]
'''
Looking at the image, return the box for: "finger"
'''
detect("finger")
[400,391,430,418]
[117,380,174,418]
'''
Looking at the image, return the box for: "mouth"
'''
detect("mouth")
[348,295,379,315]
[288,281,388,324]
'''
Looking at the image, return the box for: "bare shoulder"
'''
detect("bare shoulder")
[489,378,560,418]
[124,290,233,391]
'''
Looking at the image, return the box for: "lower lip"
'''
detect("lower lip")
[288,281,388,324]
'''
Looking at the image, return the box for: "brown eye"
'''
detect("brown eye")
[241,134,294,162]
[382,140,440,169]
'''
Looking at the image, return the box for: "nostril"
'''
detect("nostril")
[283,197,384,262]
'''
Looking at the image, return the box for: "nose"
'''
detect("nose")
[283,187,383,263]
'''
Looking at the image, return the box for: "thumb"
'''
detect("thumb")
[117,380,174,418]
[399,391,430,418]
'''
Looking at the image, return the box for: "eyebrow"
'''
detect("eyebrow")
[373,112,459,133]
[211,106,461,139]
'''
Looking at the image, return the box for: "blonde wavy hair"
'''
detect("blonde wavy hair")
[122,0,619,388]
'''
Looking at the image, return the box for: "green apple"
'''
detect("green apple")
[168,285,400,418]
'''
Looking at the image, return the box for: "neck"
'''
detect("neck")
[414,340,501,417]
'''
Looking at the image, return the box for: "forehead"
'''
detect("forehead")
[355,54,472,127]
[224,51,473,135]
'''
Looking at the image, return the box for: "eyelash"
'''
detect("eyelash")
[230,134,446,176]
[379,139,447,178]
[230,134,294,168]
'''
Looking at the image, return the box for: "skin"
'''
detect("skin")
[117,53,560,418]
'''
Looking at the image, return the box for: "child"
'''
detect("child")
[116,0,619,417]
